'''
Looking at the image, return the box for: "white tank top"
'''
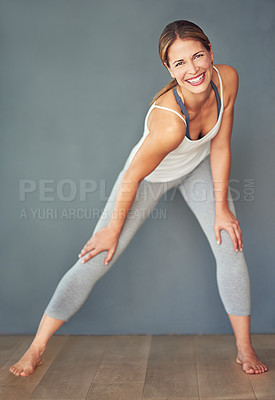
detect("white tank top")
[123,65,224,183]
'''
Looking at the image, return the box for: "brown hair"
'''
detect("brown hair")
[151,20,211,105]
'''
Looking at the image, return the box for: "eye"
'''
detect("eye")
[175,61,185,67]
[194,53,203,59]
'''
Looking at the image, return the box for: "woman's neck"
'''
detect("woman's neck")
[178,83,213,114]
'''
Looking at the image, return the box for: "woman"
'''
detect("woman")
[10,20,267,376]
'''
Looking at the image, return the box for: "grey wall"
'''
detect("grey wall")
[1,0,274,335]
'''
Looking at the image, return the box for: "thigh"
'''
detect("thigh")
[86,169,177,269]
[177,155,237,255]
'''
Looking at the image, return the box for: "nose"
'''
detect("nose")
[186,61,197,75]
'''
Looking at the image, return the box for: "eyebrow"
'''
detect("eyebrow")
[173,51,204,65]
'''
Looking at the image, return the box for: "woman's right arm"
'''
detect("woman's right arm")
[79,110,186,265]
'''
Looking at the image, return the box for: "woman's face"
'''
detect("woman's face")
[165,38,214,94]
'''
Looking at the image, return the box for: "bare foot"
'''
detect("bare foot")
[9,344,45,377]
[236,346,268,374]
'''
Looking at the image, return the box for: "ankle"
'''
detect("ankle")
[236,341,253,352]
[30,338,47,354]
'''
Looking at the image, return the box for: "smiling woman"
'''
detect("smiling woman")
[9,20,268,378]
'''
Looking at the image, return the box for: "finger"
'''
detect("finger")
[233,224,243,251]
[79,241,95,257]
[228,227,238,252]
[82,248,100,264]
[231,221,242,251]
[104,248,116,266]
[238,224,243,250]
[215,227,221,245]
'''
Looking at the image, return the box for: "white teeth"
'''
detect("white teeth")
[187,73,204,83]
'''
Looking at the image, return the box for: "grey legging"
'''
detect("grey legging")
[44,154,250,321]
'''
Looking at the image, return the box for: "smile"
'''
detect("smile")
[186,72,206,86]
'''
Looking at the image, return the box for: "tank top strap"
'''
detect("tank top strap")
[152,103,187,125]
[210,80,221,115]
[172,86,190,138]
[212,65,223,109]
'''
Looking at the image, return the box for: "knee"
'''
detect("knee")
[61,252,109,287]
[85,250,107,267]
[84,251,112,279]
[214,229,241,260]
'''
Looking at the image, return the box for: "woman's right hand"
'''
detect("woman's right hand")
[78,226,120,265]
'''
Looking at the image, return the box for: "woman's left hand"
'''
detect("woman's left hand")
[214,207,243,252]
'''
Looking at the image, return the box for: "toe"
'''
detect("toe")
[244,364,255,374]
[16,369,24,376]
[19,369,31,377]
[245,368,254,374]
[261,364,267,373]
[13,369,20,376]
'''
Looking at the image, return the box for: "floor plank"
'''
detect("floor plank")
[90,335,150,385]
[144,398,199,400]
[196,335,256,399]
[100,335,152,364]
[143,335,199,398]
[93,361,147,384]
[86,335,151,400]
[86,382,145,400]
[0,384,37,400]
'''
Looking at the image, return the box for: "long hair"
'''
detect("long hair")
[151,20,211,105]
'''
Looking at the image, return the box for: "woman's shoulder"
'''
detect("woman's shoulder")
[147,87,186,135]
[150,88,187,127]
[215,64,239,108]
[215,64,238,83]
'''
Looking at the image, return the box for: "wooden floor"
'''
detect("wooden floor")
[0,334,274,400]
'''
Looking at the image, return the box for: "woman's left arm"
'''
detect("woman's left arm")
[210,65,243,252]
